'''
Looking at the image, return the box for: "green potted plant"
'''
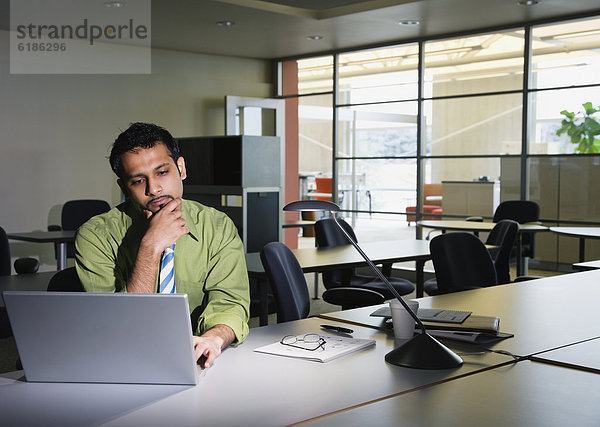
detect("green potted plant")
[556,102,600,153]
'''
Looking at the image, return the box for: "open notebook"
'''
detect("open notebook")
[254,333,375,363]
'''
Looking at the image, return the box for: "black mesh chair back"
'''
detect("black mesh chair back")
[1,226,39,276]
[493,200,539,258]
[0,227,12,338]
[59,199,110,258]
[430,232,497,293]
[314,218,414,298]
[486,219,519,284]
[260,242,310,323]
[314,218,355,287]
[0,226,11,276]
[62,199,111,231]
[493,200,539,224]
[47,267,84,292]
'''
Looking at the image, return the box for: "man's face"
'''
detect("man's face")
[117,142,187,215]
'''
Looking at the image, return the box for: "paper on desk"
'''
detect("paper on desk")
[253,333,375,363]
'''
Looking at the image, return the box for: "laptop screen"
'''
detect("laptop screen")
[4,291,199,385]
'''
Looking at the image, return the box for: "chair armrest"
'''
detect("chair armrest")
[513,275,544,282]
[14,258,40,274]
[322,287,385,310]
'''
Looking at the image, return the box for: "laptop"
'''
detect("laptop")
[3,291,199,385]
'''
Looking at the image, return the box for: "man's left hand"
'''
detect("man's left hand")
[193,324,235,368]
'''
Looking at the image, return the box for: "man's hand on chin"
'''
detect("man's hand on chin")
[141,197,189,255]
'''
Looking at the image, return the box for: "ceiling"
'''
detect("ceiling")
[3,0,600,60]
[150,0,600,59]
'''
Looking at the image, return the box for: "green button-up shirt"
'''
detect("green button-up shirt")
[75,199,250,343]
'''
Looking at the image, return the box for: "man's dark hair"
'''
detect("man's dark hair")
[110,122,181,179]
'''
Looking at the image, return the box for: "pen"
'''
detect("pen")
[320,324,354,334]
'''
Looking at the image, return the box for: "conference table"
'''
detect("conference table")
[1,270,599,425]
[246,239,432,325]
[300,361,600,426]
[529,337,600,373]
[573,259,600,271]
[549,226,600,263]
[0,272,55,308]
[0,317,511,426]
[7,230,76,271]
[282,219,316,229]
[418,219,548,276]
[320,270,600,358]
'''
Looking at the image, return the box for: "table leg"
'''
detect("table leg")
[516,234,529,276]
[312,273,319,300]
[57,242,67,271]
[416,259,424,298]
[259,278,269,326]
[579,237,585,263]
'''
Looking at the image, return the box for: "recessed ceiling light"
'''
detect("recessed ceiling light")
[398,20,419,26]
[104,1,125,7]
[517,0,539,5]
[216,20,235,27]
[307,35,324,41]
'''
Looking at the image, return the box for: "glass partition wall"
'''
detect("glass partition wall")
[279,14,600,268]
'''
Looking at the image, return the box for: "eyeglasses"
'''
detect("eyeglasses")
[280,333,326,351]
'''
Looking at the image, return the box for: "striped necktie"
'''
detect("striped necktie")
[159,243,175,294]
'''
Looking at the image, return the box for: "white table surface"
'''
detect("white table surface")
[549,227,600,239]
[531,336,600,373]
[0,272,55,308]
[300,361,600,426]
[0,317,510,427]
[320,270,600,358]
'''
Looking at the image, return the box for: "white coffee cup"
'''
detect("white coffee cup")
[389,299,419,339]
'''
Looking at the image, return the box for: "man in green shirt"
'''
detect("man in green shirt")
[75,122,250,368]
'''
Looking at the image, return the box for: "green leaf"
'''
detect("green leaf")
[582,102,594,115]
[559,110,575,120]
[584,117,600,135]
[582,102,600,116]
[567,127,582,141]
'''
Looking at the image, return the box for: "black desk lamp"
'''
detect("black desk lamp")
[284,200,463,369]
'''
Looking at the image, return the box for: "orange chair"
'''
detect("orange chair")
[406,183,443,224]
[302,177,333,237]
[315,177,333,201]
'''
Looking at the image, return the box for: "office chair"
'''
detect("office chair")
[314,218,414,299]
[48,199,111,258]
[1,226,39,276]
[493,200,540,259]
[428,232,498,295]
[321,287,385,310]
[47,267,84,292]
[0,226,12,277]
[423,220,519,295]
[1,226,40,338]
[486,219,519,284]
[260,242,311,323]
[260,242,383,323]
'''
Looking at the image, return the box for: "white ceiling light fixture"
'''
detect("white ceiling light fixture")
[517,0,539,6]
[307,35,324,41]
[104,1,125,7]
[216,20,235,27]
[398,20,419,26]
